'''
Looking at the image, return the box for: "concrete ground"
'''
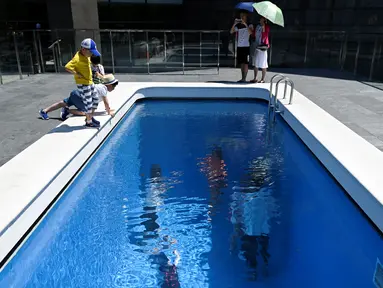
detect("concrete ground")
[0,73,31,85]
[1,67,383,167]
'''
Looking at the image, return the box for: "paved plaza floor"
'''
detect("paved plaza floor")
[1,68,383,166]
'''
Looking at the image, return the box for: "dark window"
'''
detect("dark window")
[147,0,182,3]
[98,0,182,3]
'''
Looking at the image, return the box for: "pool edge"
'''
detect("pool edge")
[0,82,382,268]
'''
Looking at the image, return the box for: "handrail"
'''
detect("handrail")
[274,77,294,106]
[268,73,286,113]
[286,79,295,104]
[48,39,62,73]
[273,77,295,122]
[47,39,61,50]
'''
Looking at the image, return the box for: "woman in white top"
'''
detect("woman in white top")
[230,11,253,82]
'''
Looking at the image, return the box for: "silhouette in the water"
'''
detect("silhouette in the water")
[143,164,181,288]
[150,164,162,178]
[230,156,276,280]
[198,146,228,216]
[154,249,181,288]
[135,164,163,247]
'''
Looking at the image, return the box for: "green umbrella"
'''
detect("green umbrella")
[252,1,284,27]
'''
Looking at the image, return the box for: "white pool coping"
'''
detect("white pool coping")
[0,82,382,266]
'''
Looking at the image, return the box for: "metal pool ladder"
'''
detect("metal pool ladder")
[268,74,295,122]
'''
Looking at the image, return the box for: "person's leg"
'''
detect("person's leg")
[67,90,87,117]
[258,234,270,265]
[39,101,67,120]
[242,46,250,81]
[253,67,259,82]
[68,109,86,116]
[237,48,246,82]
[241,234,259,280]
[241,63,248,81]
[89,84,100,125]
[91,84,99,116]
[43,101,67,113]
[77,85,94,125]
[260,51,268,83]
[260,68,267,82]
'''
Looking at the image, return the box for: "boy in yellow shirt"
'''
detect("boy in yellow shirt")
[65,38,101,128]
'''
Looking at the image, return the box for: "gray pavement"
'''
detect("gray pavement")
[1,68,383,167]
[0,73,31,85]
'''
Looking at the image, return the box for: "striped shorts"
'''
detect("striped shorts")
[76,84,98,114]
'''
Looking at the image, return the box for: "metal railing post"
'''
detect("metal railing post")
[48,40,60,73]
[369,37,378,81]
[13,32,23,80]
[109,31,115,74]
[217,31,220,74]
[146,42,150,74]
[37,31,44,73]
[269,35,273,66]
[0,64,3,85]
[304,31,309,64]
[182,31,185,75]
[354,39,360,76]
[92,29,96,42]
[128,31,132,65]
[341,33,348,71]
[338,32,346,68]
[269,74,286,114]
[52,46,58,73]
[146,31,150,74]
[234,35,237,67]
[164,32,167,61]
[29,51,34,75]
[55,30,62,66]
[33,30,41,73]
[200,32,202,68]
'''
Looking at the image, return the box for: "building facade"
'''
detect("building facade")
[1,0,383,32]
[1,0,382,79]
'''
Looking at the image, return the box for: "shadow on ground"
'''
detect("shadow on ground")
[48,124,88,134]
[205,80,254,85]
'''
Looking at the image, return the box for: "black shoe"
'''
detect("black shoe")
[91,117,100,125]
[85,121,100,128]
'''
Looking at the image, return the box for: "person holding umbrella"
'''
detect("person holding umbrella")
[230,8,253,82]
[250,1,284,83]
[251,17,270,83]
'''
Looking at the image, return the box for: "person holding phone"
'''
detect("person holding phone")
[230,11,253,82]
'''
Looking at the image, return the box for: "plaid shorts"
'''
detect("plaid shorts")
[76,84,98,114]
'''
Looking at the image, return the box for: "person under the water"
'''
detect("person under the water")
[144,164,181,288]
[161,249,181,288]
[230,156,276,280]
[151,236,181,288]
[198,146,228,216]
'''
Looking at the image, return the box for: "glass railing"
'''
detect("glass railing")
[1,28,383,83]
[0,31,38,84]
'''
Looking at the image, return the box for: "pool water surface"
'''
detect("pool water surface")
[1,100,382,288]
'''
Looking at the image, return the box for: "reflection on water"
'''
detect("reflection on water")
[122,164,212,287]
[3,101,382,287]
[230,155,281,281]
[197,141,282,282]
[117,151,282,286]
[197,146,228,218]
[0,102,290,288]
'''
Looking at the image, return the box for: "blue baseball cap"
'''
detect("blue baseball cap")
[81,38,101,57]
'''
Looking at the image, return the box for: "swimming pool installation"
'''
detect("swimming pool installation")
[0,81,382,287]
